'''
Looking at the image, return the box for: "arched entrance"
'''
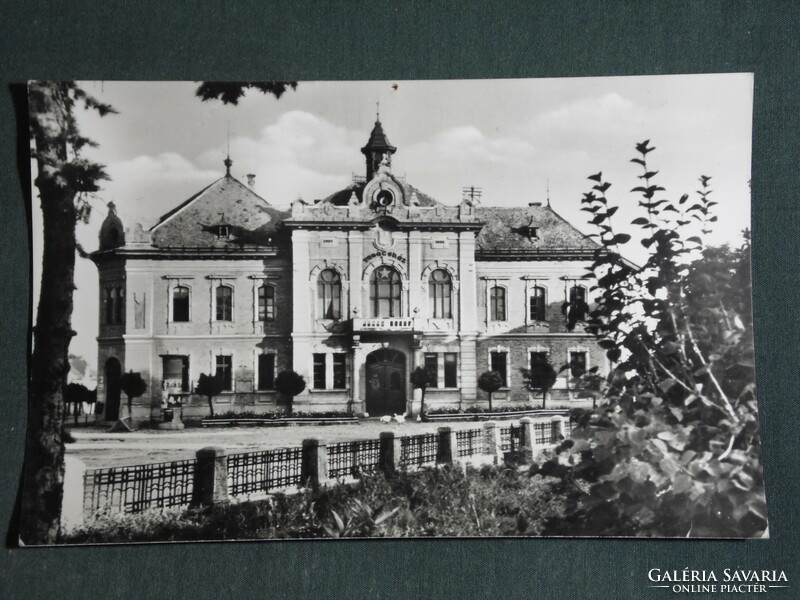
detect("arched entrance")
[104,357,122,421]
[365,348,406,416]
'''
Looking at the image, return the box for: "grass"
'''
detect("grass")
[63,465,566,543]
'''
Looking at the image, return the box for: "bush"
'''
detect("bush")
[63,466,566,542]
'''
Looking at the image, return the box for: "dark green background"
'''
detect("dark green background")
[1,2,797,598]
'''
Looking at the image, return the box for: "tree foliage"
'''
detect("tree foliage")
[120,371,147,419]
[520,356,558,409]
[410,366,435,415]
[540,141,765,538]
[195,373,224,418]
[195,81,298,105]
[477,370,504,411]
[275,370,306,416]
[22,82,115,545]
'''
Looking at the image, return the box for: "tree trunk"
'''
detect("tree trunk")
[542,389,547,410]
[419,387,426,416]
[488,390,493,412]
[20,82,77,545]
[207,396,215,417]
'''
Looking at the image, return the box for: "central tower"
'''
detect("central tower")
[360,118,396,181]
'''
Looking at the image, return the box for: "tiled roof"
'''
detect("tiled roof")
[150,176,288,249]
[361,120,396,153]
[475,205,599,254]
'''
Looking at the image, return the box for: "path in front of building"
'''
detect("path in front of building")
[66,419,519,469]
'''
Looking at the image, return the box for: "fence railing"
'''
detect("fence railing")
[83,458,196,515]
[327,439,381,478]
[227,447,303,497]
[400,433,438,467]
[77,417,575,523]
[456,428,483,457]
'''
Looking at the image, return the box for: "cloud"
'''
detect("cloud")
[195,110,362,205]
[100,153,221,227]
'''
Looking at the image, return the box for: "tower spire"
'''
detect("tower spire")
[546,178,551,207]
[224,124,232,176]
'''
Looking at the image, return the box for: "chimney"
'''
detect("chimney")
[528,201,542,207]
[246,173,256,188]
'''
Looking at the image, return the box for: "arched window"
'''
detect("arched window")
[317,269,341,320]
[489,285,506,321]
[529,285,546,321]
[568,285,588,321]
[258,285,275,322]
[428,269,452,318]
[215,285,233,321]
[172,286,190,322]
[370,266,402,317]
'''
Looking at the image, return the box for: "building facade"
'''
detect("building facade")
[92,120,607,422]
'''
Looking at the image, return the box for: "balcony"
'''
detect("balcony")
[352,317,417,332]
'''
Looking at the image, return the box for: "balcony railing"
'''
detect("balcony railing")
[353,317,416,332]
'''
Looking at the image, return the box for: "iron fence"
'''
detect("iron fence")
[455,428,483,457]
[534,421,551,445]
[227,447,303,497]
[400,433,438,467]
[500,425,523,452]
[83,459,196,515]
[327,439,381,478]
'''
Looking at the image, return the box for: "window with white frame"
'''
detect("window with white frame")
[529,285,546,321]
[424,352,459,388]
[429,269,452,318]
[490,350,508,386]
[215,355,233,391]
[215,285,233,321]
[172,285,190,322]
[489,285,506,321]
[258,284,275,322]
[568,284,588,321]
[569,350,587,378]
[312,353,348,390]
[317,269,342,320]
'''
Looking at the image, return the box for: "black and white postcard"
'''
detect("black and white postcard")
[21,76,764,545]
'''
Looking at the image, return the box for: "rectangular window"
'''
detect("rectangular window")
[424,353,438,387]
[313,353,326,390]
[103,288,114,325]
[489,286,506,321]
[443,353,458,388]
[163,355,189,392]
[332,353,347,389]
[529,287,546,321]
[530,352,549,373]
[215,355,232,391]
[173,286,190,322]
[258,285,275,322]
[257,353,276,390]
[490,351,507,384]
[570,351,587,378]
[216,286,233,321]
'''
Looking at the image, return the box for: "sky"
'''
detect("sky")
[30,75,754,363]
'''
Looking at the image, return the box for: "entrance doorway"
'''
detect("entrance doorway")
[104,357,122,421]
[365,348,406,416]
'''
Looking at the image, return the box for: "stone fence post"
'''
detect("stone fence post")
[379,431,402,474]
[483,421,503,464]
[301,438,329,489]
[436,426,458,464]
[519,417,539,463]
[191,446,229,507]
